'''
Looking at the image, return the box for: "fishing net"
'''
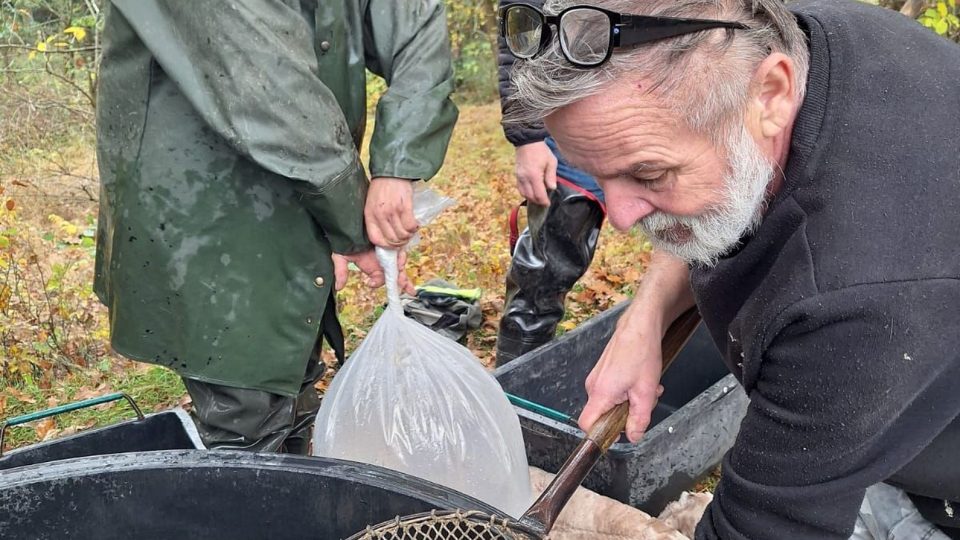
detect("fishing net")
[348,510,536,540]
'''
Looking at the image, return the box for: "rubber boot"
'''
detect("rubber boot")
[183,352,327,454]
[496,179,604,367]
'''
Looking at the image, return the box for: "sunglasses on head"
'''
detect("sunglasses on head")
[498,3,749,68]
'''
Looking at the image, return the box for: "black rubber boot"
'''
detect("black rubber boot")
[183,296,343,454]
[496,180,604,367]
[183,352,327,454]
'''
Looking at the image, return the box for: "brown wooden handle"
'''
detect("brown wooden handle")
[588,402,630,452]
[661,307,702,370]
[520,306,703,535]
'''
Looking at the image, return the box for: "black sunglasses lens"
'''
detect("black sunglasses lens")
[504,5,543,59]
[559,8,611,66]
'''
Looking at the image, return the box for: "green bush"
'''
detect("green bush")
[445,0,499,103]
[918,0,960,41]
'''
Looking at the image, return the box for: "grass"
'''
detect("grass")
[2,363,185,449]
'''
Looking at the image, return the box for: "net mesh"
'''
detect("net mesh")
[349,510,535,540]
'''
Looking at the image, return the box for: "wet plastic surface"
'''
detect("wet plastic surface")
[0,450,499,540]
[0,409,203,472]
[495,301,749,515]
[314,189,531,518]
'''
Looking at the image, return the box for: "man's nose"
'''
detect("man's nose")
[603,185,656,231]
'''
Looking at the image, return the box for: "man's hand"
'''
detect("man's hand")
[578,252,695,441]
[515,141,558,206]
[578,313,666,443]
[365,177,418,248]
[332,250,415,295]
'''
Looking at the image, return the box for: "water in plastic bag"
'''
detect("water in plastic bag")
[313,189,532,518]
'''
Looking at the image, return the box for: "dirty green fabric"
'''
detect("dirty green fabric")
[94,0,458,396]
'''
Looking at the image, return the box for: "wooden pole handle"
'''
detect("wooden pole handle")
[521,306,703,535]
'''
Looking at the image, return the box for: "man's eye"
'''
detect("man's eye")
[634,171,667,183]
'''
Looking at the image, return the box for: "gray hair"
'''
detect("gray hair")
[511,0,809,140]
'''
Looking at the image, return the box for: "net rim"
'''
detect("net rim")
[349,508,533,539]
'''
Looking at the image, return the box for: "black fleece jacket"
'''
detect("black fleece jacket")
[691,1,960,538]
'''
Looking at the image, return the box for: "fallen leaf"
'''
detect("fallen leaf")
[604,273,625,284]
[74,386,108,401]
[59,418,98,438]
[177,394,193,409]
[7,388,37,404]
[34,418,57,440]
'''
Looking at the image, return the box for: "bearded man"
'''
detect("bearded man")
[501,0,960,538]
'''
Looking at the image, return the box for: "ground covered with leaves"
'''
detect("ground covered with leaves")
[0,102,652,452]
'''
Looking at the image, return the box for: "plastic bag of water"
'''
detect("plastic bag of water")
[313,188,531,518]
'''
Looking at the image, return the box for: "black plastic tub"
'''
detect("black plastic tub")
[0,450,497,540]
[0,409,203,471]
[495,301,749,514]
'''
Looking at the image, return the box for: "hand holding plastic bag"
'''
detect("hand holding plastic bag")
[313,189,532,518]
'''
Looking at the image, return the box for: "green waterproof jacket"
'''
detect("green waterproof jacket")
[94,0,458,396]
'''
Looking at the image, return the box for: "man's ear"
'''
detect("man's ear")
[748,53,797,140]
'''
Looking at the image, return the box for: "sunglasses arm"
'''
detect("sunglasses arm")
[617,16,747,48]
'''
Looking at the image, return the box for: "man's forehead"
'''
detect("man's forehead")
[544,90,681,174]
[544,81,676,133]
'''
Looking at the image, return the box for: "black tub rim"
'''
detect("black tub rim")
[0,448,502,515]
[511,373,744,457]
[495,299,745,457]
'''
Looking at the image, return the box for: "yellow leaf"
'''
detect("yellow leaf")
[35,41,47,53]
[61,222,79,236]
[559,320,577,331]
[64,26,87,41]
[938,2,949,18]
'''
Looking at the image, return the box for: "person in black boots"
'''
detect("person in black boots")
[495,0,606,366]
[503,0,960,538]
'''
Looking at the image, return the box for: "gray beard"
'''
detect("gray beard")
[638,126,775,267]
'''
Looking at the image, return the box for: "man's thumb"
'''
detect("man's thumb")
[578,396,617,434]
[332,254,348,291]
[544,156,558,191]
